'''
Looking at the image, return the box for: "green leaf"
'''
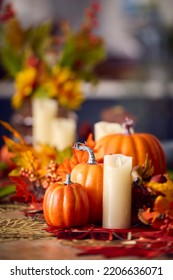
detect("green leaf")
[0,161,8,171]
[167,170,173,180]
[0,184,16,198]
[57,146,72,165]
[9,167,21,177]
[0,45,24,77]
[25,22,52,57]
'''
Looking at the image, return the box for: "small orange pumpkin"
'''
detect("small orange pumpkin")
[43,174,89,228]
[95,119,166,176]
[71,142,103,225]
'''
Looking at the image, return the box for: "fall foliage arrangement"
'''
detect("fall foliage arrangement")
[1,117,173,238]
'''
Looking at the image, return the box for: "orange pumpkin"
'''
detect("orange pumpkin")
[71,142,103,225]
[43,174,89,228]
[95,119,166,176]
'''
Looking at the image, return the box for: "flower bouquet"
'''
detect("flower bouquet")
[0,2,106,111]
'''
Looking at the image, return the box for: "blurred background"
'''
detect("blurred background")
[1,0,173,166]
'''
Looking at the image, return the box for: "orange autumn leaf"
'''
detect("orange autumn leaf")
[138,208,164,230]
[138,208,158,224]
[0,120,25,144]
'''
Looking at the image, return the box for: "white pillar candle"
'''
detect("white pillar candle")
[50,117,76,151]
[103,154,132,229]
[94,121,125,141]
[32,98,58,146]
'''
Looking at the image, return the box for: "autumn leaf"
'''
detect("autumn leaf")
[138,208,166,230]
[0,120,25,144]
[143,176,173,219]
[147,177,173,202]
[2,135,26,154]
[138,208,160,224]
[132,154,154,186]
[10,176,37,203]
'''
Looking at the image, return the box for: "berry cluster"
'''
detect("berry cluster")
[42,160,60,189]
[20,167,36,182]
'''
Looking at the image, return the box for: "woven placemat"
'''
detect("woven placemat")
[0,204,53,242]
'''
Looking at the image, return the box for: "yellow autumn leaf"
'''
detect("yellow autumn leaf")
[147,177,173,202]
[154,195,172,215]
[147,177,173,216]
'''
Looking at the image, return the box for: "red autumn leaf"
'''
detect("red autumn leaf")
[45,225,173,259]
[9,176,37,203]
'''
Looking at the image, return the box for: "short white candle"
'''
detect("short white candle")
[94,121,125,141]
[32,98,58,146]
[50,117,77,151]
[102,154,132,229]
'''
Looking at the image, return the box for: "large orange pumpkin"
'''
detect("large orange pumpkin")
[71,142,103,225]
[43,174,89,228]
[95,119,166,176]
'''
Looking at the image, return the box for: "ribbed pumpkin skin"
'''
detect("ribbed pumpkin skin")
[95,133,166,176]
[43,182,89,228]
[71,163,103,225]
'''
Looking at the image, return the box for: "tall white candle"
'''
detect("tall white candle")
[32,98,58,146]
[94,121,125,141]
[50,117,76,151]
[103,154,132,229]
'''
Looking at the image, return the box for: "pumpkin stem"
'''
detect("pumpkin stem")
[64,173,73,185]
[73,142,97,164]
[122,118,134,135]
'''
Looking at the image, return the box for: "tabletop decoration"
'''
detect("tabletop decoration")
[43,173,89,228]
[94,118,167,176]
[50,117,77,151]
[1,119,173,259]
[94,121,125,141]
[0,120,72,203]
[103,154,132,229]
[70,142,103,225]
[32,98,58,147]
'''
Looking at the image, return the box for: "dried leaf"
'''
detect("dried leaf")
[132,154,154,185]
